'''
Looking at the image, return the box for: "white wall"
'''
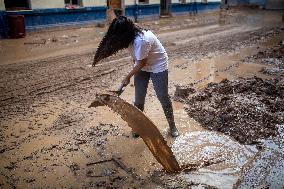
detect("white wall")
[83,0,107,7]
[0,0,5,10]
[30,0,65,9]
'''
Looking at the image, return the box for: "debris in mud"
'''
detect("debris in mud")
[174,85,196,100]
[151,170,218,189]
[51,37,58,42]
[52,110,85,130]
[24,39,47,45]
[177,77,284,144]
[260,66,284,76]
[75,123,120,152]
[84,156,145,188]
[69,163,80,176]
[243,42,284,76]
[4,162,17,170]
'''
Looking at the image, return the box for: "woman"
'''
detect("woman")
[93,16,179,137]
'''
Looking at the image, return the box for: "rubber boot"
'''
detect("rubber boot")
[132,103,144,138]
[163,105,179,137]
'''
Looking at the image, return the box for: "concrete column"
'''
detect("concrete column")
[30,0,65,9]
[0,0,5,11]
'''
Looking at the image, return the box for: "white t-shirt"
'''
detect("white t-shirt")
[128,30,168,73]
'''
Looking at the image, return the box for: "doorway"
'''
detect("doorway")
[160,0,171,16]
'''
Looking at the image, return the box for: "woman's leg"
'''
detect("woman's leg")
[151,70,179,137]
[133,70,150,138]
[134,70,150,111]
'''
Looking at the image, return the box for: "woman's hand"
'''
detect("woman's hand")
[121,76,130,87]
[121,59,146,87]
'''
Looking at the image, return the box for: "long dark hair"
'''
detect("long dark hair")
[93,16,143,66]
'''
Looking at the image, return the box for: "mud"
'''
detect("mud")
[176,77,284,144]
[0,8,284,189]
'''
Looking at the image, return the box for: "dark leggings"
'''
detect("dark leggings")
[134,70,176,128]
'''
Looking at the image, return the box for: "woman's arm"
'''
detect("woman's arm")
[121,59,147,86]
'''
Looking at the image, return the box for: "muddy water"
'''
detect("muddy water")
[170,33,283,89]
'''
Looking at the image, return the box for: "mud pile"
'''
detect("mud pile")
[177,77,284,144]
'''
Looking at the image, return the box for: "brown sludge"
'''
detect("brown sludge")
[89,93,181,173]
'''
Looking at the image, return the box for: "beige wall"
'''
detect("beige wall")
[150,0,215,4]
[125,0,162,5]
[0,0,5,10]
[30,0,65,9]
[27,0,220,10]
[171,0,219,3]
[125,0,135,6]
[83,0,107,7]
[150,0,160,4]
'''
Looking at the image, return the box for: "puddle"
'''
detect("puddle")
[170,32,283,89]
